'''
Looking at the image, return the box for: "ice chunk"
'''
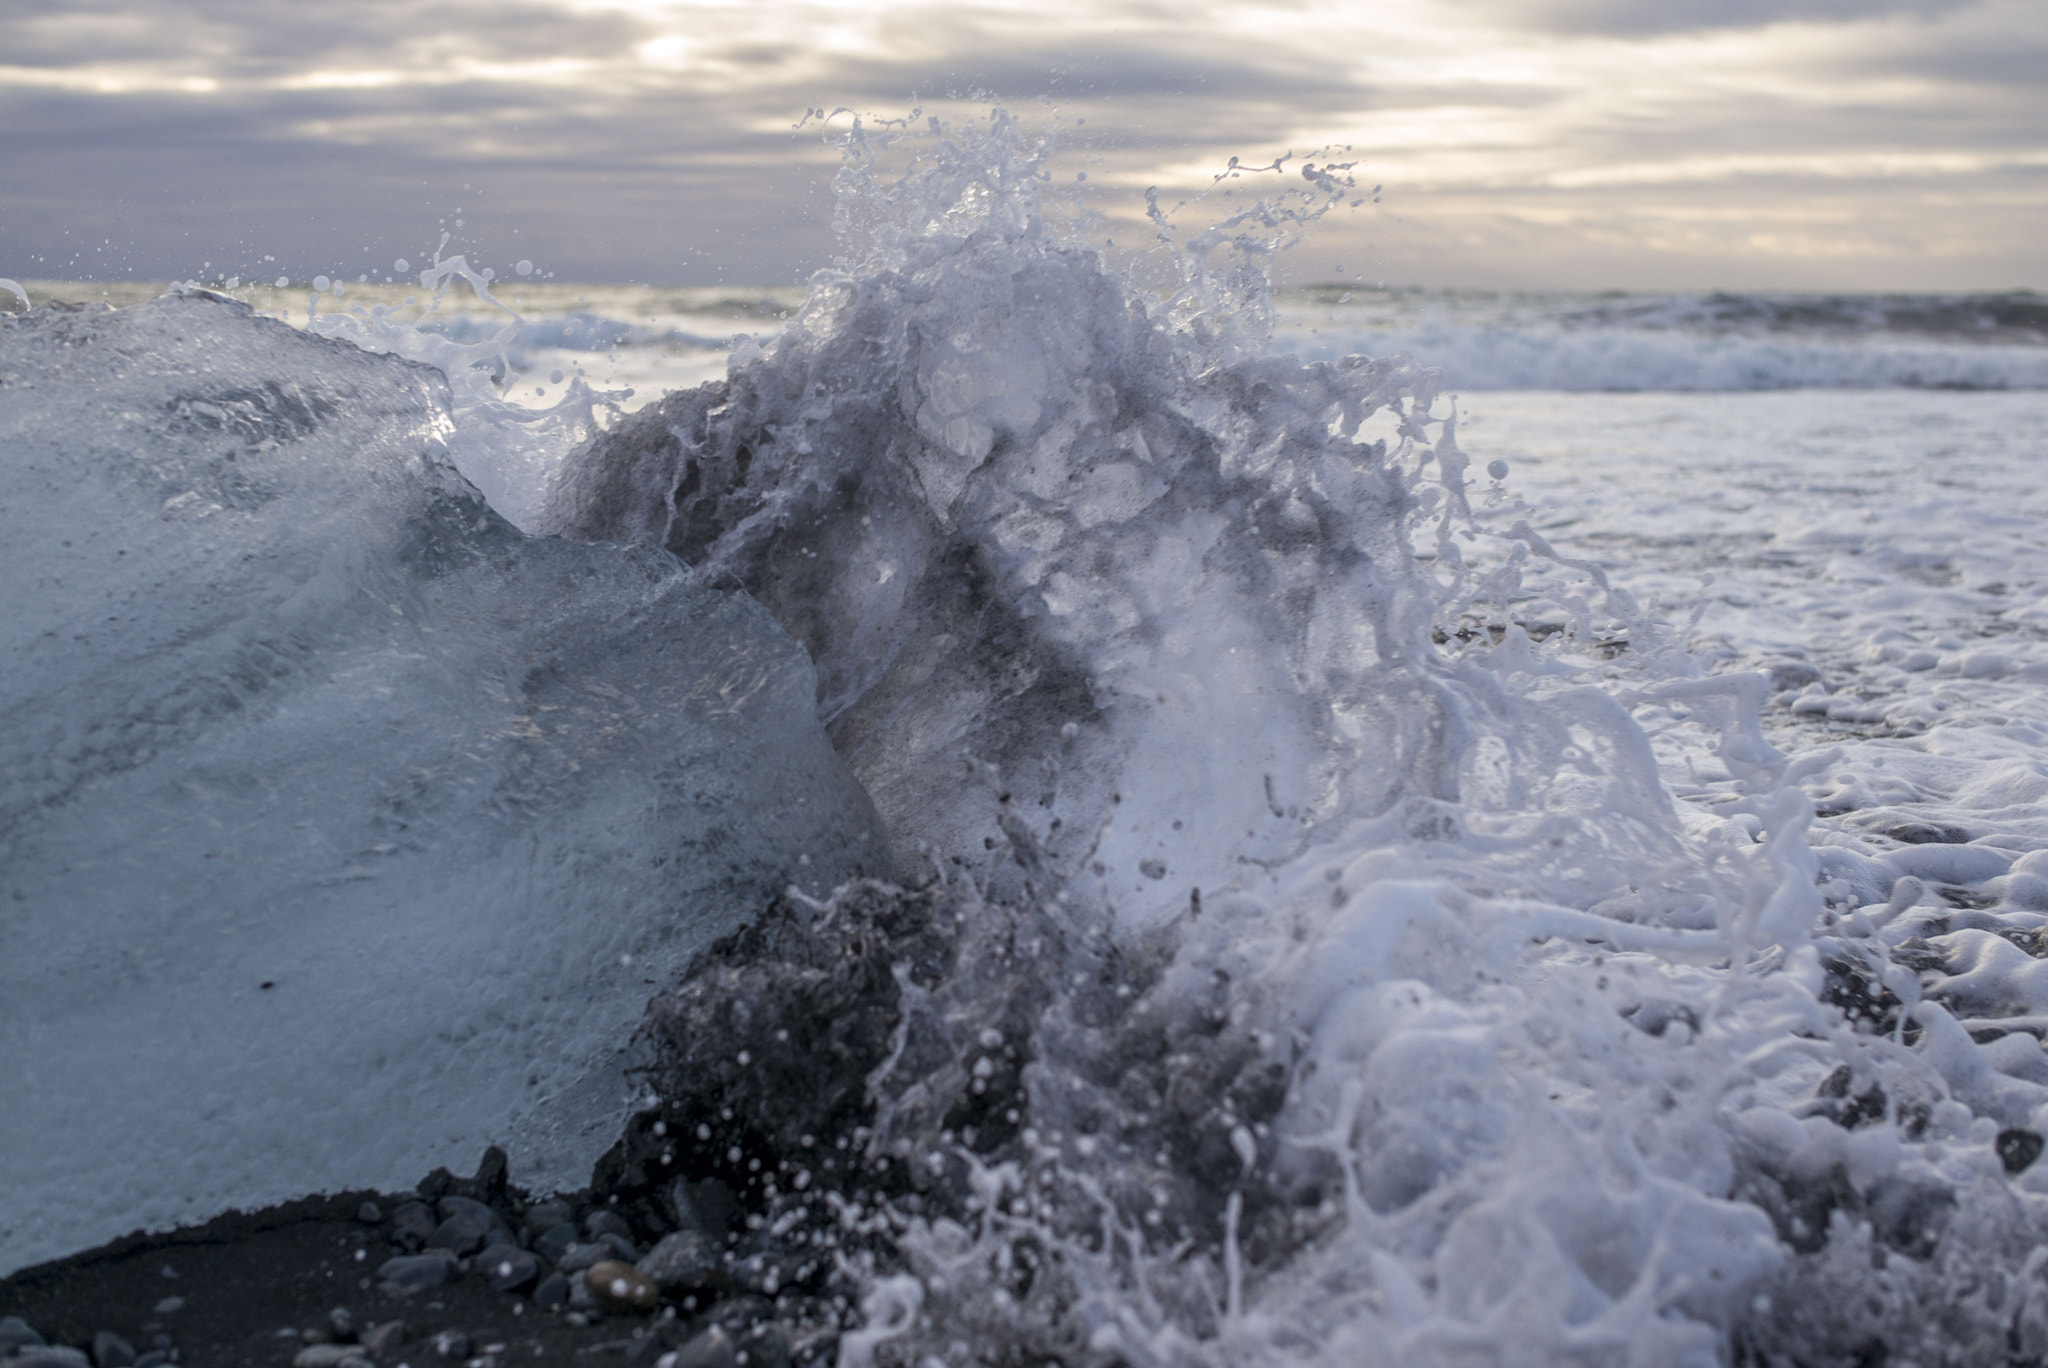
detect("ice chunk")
[0,295,892,1274]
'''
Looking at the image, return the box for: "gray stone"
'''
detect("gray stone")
[665,1326,738,1368]
[637,1230,721,1293]
[430,1330,470,1360]
[390,1201,436,1251]
[522,1200,574,1238]
[326,1308,354,1341]
[480,1243,540,1293]
[437,1196,505,1235]
[736,1323,791,1368]
[533,1222,579,1265]
[2,1318,46,1351]
[355,1202,383,1225]
[532,1271,571,1309]
[375,1251,456,1294]
[358,1321,406,1357]
[426,1213,489,1256]
[292,1348,359,1368]
[583,1209,635,1244]
[555,1240,613,1273]
[91,1332,136,1368]
[9,1351,90,1368]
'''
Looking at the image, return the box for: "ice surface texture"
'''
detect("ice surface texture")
[0,293,891,1275]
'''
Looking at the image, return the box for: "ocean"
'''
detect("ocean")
[4,115,2047,1366]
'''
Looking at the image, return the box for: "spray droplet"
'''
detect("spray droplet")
[1487,460,1510,481]
[394,258,410,273]
[274,276,289,289]
[312,276,331,293]
[516,260,534,277]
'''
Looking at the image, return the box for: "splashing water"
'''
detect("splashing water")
[297,233,627,529]
[515,112,2048,1366]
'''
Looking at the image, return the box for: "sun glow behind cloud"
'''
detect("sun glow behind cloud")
[1,0,2041,287]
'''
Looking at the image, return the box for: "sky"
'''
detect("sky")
[2,0,2043,291]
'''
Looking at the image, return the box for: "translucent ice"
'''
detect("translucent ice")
[0,293,891,1274]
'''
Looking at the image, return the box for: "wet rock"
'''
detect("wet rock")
[532,1271,571,1309]
[1998,1128,2045,1174]
[358,1322,407,1358]
[430,1330,470,1360]
[556,1240,614,1273]
[522,1200,574,1238]
[480,1243,541,1293]
[389,1201,436,1251]
[586,1260,659,1314]
[8,1350,89,1368]
[426,1212,490,1256]
[661,1325,738,1368]
[356,1202,383,1225]
[533,1222,579,1264]
[1887,822,1972,845]
[326,1308,355,1343]
[91,1332,136,1368]
[2,1317,46,1351]
[585,1208,636,1244]
[669,1178,740,1236]
[293,1348,361,1368]
[638,1230,722,1293]
[376,1251,457,1294]
[736,1323,792,1368]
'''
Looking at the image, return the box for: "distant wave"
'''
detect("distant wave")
[1287,325,2048,391]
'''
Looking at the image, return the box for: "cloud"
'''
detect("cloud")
[1471,0,1975,37]
[1,0,2041,288]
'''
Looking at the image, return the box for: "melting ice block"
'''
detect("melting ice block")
[0,294,892,1274]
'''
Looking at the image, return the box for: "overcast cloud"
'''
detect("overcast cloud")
[2,0,2041,288]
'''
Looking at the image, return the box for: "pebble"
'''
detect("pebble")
[8,1351,90,1368]
[292,1347,360,1368]
[584,1209,635,1244]
[150,1299,182,1316]
[556,1240,614,1273]
[533,1222,580,1265]
[356,1201,383,1224]
[431,1330,471,1359]
[2,1317,46,1351]
[426,1212,490,1256]
[586,1260,659,1314]
[91,1332,136,1368]
[326,1308,354,1341]
[359,1322,407,1358]
[376,1251,456,1294]
[532,1271,571,1309]
[480,1243,541,1293]
[522,1199,574,1238]
[660,1325,737,1368]
[637,1231,721,1293]
[390,1200,436,1250]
